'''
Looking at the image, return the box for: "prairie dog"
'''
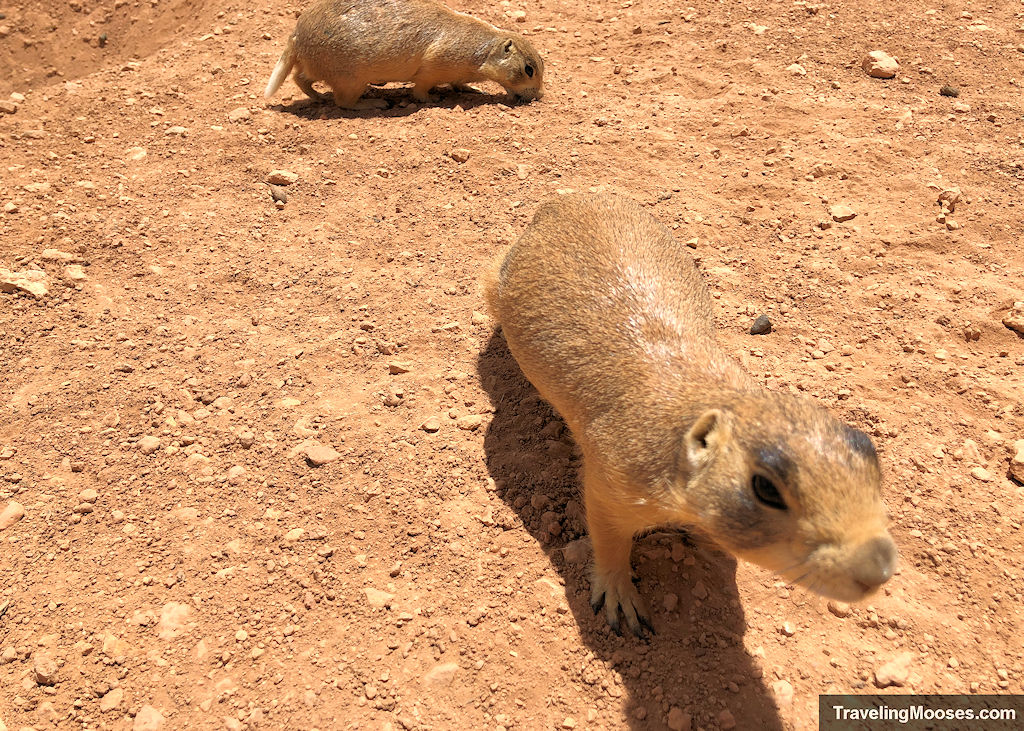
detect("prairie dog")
[264,0,545,108]
[485,193,897,636]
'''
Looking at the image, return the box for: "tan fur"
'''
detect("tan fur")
[264,0,544,109]
[485,193,898,636]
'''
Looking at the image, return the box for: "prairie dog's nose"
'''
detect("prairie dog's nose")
[850,535,898,591]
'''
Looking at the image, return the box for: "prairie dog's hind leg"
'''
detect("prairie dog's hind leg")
[585,467,653,637]
[293,70,326,101]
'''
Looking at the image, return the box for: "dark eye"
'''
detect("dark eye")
[524,64,534,78]
[752,474,787,510]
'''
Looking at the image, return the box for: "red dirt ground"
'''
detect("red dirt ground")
[1,0,1023,729]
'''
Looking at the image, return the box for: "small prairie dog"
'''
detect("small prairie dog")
[264,0,545,108]
[485,193,897,636]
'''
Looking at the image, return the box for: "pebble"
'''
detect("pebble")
[363,588,394,608]
[266,169,298,185]
[663,593,678,612]
[511,9,527,22]
[562,537,590,565]
[772,679,794,707]
[1002,304,1024,335]
[138,436,161,455]
[952,101,971,113]
[1009,440,1024,484]
[302,442,341,466]
[388,361,413,374]
[0,501,25,531]
[0,268,49,298]
[32,653,58,685]
[827,600,851,618]
[830,204,857,222]
[455,414,483,431]
[133,705,165,731]
[228,106,251,122]
[126,147,147,161]
[874,652,913,687]
[861,50,899,79]
[667,707,691,731]
[63,264,88,282]
[450,149,471,163]
[422,662,459,686]
[948,656,960,669]
[421,417,441,433]
[164,126,187,136]
[99,687,123,712]
[780,622,796,636]
[749,314,772,335]
[0,100,17,114]
[786,63,807,76]
[939,85,959,97]
[718,710,737,729]
[970,466,992,482]
[691,581,708,600]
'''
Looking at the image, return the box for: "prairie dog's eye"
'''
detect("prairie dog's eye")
[752,474,787,510]
[524,64,534,78]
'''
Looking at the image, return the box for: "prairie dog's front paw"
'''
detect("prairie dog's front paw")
[589,569,654,637]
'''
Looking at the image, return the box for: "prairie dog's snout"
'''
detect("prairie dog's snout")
[485,193,897,636]
[264,0,545,109]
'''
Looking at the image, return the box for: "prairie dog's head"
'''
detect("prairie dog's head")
[673,392,897,602]
[484,36,544,102]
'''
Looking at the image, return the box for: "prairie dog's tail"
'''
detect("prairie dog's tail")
[483,245,513,324]
[264,35,297,99]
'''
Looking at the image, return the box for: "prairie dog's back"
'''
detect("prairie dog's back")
[487,193,748,425]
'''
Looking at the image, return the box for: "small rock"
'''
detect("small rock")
[266,169,298,185]
[1002,306,1024,335]
[268,185,288,204]
[421,417,441,433]
[33,653,58,685]
[562,537,590,565]
[786,63,806,76]
[450,148,471,163]
[99,687,124,712]
[830,204,857,222]
[363,588,394,609]
[228,106,251,122]
[0,501,25,530]
[952,101,971,113]
[422,662,459,686]
[283,528,305,542]
[667,707,691,731]
[749,314,772,335]
[939,85,959,98]
[455,414,483,431]
[718,710,737,730]
[63,264,88,282]
[772,679,795,707]
[662,593,678,612]
[126,147,147,161]
[133,705,165,731]
[302,442,341,466]
[970,466,992,482]
[948,656,960,669]
[1009,440,1024,484]
[861,50,898,79]
[511,9,527,22]
[388,361,413,374]
[158,602,191,639]
[691,581,708,600]
[138,436,161,455]
[79,489,98,503]
[164,126,187,136]
[874,652,914,688]
[238,431,255,449]
[0,268,49,298]
[780,622,796,636]
[827,600,851,618]
[0,100,17,114]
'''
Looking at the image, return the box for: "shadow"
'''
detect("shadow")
[270,85,519,121]
[476,330,784,730]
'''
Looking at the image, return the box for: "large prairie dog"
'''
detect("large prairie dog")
[264,0,545,108]
[485,193,897,636]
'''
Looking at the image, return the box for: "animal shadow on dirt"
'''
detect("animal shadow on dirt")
[272,86,515,120]
[476,330,784,730]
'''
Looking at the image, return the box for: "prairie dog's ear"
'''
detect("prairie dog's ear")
[503,39,514,54]
[684,409,726,468]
